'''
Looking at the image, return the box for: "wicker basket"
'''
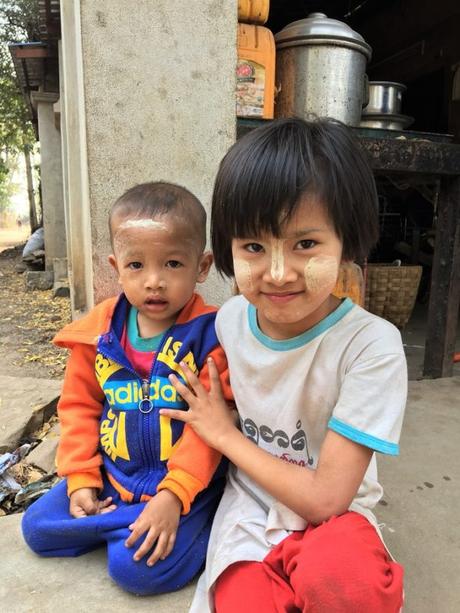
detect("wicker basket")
[364,264,422,328]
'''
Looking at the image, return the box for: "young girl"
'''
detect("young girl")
[162,118,406,612]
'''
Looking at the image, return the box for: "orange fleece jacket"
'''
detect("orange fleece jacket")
[53,293,232,514]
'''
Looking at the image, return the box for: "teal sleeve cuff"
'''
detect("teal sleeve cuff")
[328,417,399,455]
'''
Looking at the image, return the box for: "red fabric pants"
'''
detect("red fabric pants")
[214,512,403,613]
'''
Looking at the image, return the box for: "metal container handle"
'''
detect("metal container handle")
[362,73,369,108]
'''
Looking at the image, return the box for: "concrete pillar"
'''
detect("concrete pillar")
[31,91,67,271]
[58,29,93,317]
[60,0,237,315]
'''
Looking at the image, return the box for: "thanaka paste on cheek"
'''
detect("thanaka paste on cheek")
[233,258,253,292]
[270,239,285,282]
[304,256,339,293]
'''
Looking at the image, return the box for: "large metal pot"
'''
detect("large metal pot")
[275,13,372,126]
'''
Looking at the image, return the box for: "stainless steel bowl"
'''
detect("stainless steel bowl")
[360,112,414,130]
[364,81,406,115]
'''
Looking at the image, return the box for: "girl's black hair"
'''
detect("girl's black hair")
[211,117,379,277]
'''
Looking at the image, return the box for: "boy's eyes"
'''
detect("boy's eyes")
[126,260,183,270]
[166,260,183,268]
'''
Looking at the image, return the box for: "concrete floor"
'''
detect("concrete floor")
[0,513,196,612]
[377,376,460,613]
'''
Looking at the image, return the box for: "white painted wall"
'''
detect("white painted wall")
[61,0,237,313]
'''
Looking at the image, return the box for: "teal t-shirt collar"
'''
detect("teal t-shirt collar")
[127,306,164,352]
[248,298,354,351]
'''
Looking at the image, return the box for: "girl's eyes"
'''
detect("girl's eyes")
[242,240,316,252]
[128,261,143,270]
[166,260,183,269]
[244,243,264,253]
[295,239,317,250]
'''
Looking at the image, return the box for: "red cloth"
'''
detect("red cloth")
[214,511,403,613]
[120,324,156,379]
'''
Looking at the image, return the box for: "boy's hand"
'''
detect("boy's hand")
[162,358,238,452]
[125,489,181,566]
[69,487,117,518]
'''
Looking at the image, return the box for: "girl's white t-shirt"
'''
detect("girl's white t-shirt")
[190,295,407,612]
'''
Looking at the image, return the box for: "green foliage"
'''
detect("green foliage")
[0,49,34,152]
[0,155,16,213]
[0,0,39,204]
[0,0,40,42]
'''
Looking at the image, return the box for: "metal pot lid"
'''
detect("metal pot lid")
[275,12,372,60]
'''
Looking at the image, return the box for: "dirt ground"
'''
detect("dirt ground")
[0,229,71,380]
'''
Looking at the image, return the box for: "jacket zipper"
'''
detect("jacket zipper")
[98,341,153,502]
[100,327,171,502]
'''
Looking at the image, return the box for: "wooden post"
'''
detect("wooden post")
[423,176,460,377]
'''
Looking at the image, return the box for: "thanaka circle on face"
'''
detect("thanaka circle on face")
[233,258,254,293]
[304,256,339,294]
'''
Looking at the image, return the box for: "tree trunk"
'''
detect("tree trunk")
[23,144,38,232]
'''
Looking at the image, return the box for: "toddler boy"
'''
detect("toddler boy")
[22,182,231,595]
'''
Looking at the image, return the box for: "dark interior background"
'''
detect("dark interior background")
[266,0,460,135]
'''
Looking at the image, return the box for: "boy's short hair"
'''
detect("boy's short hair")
[110,181,207,252]
[211,118,379,277]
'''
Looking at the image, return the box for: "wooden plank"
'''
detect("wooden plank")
[237,120,460,176]
[359,137,460,175]
[13,47,49,59]
[423,176,460,377]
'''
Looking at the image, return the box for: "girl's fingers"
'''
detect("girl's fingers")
[168,373,195,403]
[207,358,224,400]
[159,408,189,422]
[179,362,207,400]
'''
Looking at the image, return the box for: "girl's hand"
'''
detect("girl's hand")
[125,489,181,566]
[162,358,238,452]
[69,487,117,518]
